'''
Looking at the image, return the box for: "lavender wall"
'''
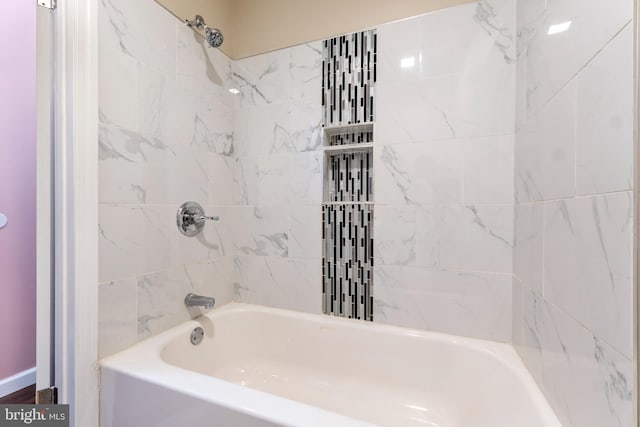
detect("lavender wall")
[0,1,37,381]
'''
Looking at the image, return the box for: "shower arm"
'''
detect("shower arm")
[185,14,224,48]
[185,15,206,30]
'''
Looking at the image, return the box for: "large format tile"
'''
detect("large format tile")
[137,62,174,143]
[99,46,137,131]
[439,205,513,274]
[136,259,234,339]
[543,192,633,358]
[374,206,417,266]
[99,0,177,76]
[521,0,632,114]
[99,278,137,358]
[374,265,512,342]
[234,256,322,314]
[377,65,515,145]
[463,135,514,205]
[176,25,234,103]
[516,286,633,427]
[375,142,463,206]
[169,87,234,154]
[289,42,322,104]
[515,80,576,202]
[377,0,515,83]
[290,151,322,204]
[289,205,322,260]
[230,206,289,257]
[233,104,293,157]
[136,267,195,339]
[99,204,146,283]
[513,202,543,292]
[576,24,633,196]
[232,49,291,108]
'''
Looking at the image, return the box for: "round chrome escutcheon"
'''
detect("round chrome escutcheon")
[190,327,204,345]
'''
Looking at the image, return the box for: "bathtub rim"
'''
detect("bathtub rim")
[100,302,561,427]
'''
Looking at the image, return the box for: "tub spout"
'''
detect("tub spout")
[184,293,215,310]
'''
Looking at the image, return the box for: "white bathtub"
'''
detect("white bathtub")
[100,303,561,427]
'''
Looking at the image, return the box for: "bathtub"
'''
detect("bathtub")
[100,303,561,427]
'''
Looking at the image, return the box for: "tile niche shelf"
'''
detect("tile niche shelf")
[322,122,374,204]
[323,122,375,147]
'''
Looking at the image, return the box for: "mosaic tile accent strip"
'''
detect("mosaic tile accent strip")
[322,204,374,321]
[322,30,377,125]
[326,151,373,202]
[328,130,374,146]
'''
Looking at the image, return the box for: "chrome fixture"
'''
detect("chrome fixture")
[177,201,219,237]
[0,213,7,229]
[185,14,224,48]
[185,293,216,310]
[190,327,205,345]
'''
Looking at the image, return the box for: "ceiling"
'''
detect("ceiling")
[156,0,476,59]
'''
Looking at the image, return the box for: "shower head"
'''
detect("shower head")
[186,14,224,48]
[205,27,224,48]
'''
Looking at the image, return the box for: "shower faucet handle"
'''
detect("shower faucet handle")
[196,214,219,223]
[177,201,220,237]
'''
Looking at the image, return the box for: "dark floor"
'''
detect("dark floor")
[0,384,36,404]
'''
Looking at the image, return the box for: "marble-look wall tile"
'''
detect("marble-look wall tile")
[543,192,633,358]
[98,0,235,353]
[99,204,146,283]
[440,205,513,274]
[233,104,293,157]
[234,256,322,314]
[145,146,210,204]
[99,203,231,284]
[137,269,194,339]
[377,0,515,83]
[374,265,512,341]
[137,62,173,143]
[415,206,444,269]
[513,201,543,292]
[289,102,322,152]
[232,49,291,108]
[99,123,148,204]
[289,42,322,104]
[520,0,632,115]
[290,152,322,204]
[374,206,417,266]
[516,284,633,427]
[137,259,234,339]
[100,121,221,206]
[375,142,463,206]
[515,2,636,423]
[208,154,236,206]
[98,279,137,359]
[515,80,576,203]
[463,135,514,205]
[176,25,234,103]
[288,205,321,260]
[233,154,293,206]
[99,46,137,131]
[230,206,288,257]
[99,0,177,76]
[170,89,234,154]
[576,24,634,196]
[376,65,515,145]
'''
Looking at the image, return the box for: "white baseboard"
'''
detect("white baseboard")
[0,367,36,398]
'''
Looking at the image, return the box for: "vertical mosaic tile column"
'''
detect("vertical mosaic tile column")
[321,30,376,321]
[322,30,377,125]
